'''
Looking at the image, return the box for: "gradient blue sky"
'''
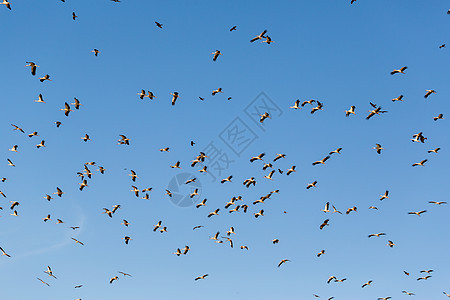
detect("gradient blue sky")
[1,0,449,299]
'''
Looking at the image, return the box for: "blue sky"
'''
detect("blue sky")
[1,0,449,299]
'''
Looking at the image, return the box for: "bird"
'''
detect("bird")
[317,250,325,257]
[362,280,373,288]
[273,154,286,161]
[250,153,265,162]
[118,135,130,145]
[55,121,62,128]
[11,124,24,133]
[1,0,11,10]
[424,89,436,98]
[411,132,427,143]
[189,188,199,198]
[226,227,235,236]
[28,131,38,137]
[264,170,275,180]
[368,233,386,238]
[379,190,389,201]
[110,276,119,284]
[329,148,342,155]
[386,240,395,248]
[440,44,446,48]
[122,236,132,244]
[146,91,157,100]
[0,246,11,257]
[40,74,52,82]
[54,187,64,197]
[420,269,433,274]
[118,271,132,277]
[36,140,46,148]
[79,180,88,191]
[153,221,162,232]
[301,99,316,106]
[307,181,318,189]
[250,30,267,42]
[260,112,270,123]
[212,50,222,61]
[402,291,415,296]
[346,206,357,214]
[277,259,290,267]
[129,170,138,181]
[312,156,330,166]
[417,275,432,281]
[37,277,50,286]
[429,201,447,205]
[321,202,330,213]
[43,214,51,222]
[412,159,427,167]
[290,100,301,109]
[345,106,356,116]
[443,292,450,297]
[243,177,256,188]
[71,238,84,245]
[61,102,72,116]
[155,21,163,28]
[221,176,233,183]
[373,144,383,154]
[72,12,78,20]
[433,113,444,121]
[170,92,179,105]
[408,210,427,216]
[170,161,181,169]
[44,266,57,279]
[72,98,82,109]
[272,239,279,244]
[25,62,39,75]
[327,276,337,284]
[254,210,264,218]
[286,166,296,175]
[311,101,324,114]
[195,198,207,208]
[92,49,100,56]
[366,102,387,119]
[207,208,220,218]
[10,201,19,210]
[390,66,407,75]
[392,95,404,102]
[195,274,208,281]
[212,88,223,95]
[240,246,248,250]
[320,219,329,230]
[137,90,146,100]
[81,134,90,142]
[8,145,18,152]
[7,159,15,167]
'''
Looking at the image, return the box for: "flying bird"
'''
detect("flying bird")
[25,62,39,75]
[212,50,222,61]
[250,30,267,42]
[424,90,436,98]
[390,66,407,75]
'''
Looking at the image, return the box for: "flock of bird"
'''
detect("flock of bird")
[1,1,449,300]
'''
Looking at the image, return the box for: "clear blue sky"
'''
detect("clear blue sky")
[1,0,449,299]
